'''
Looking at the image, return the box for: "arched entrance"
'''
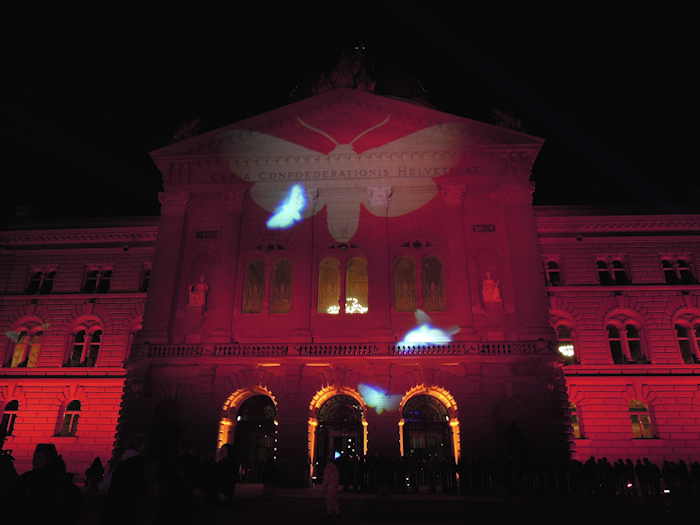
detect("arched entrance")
[308,387,368,483]
[218,387,278,482]
[399,386,461,492]
[401,395,452,461]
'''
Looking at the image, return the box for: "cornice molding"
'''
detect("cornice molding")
[536,214,700,234]
[0,226,159,246]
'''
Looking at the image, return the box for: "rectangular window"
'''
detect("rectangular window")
[83,268,112,293]
[140,267,151,293]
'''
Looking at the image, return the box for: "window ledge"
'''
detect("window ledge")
[547,284,700,293]
[53,434,78,439]
[0,292,148,300]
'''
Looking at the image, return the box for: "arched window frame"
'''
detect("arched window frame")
[6,321,44,368]
[1,400,19,437]
[596,256,630,285]
[56,400,81,437]
[673,313,700,364]
[628,400,656,439]
[317,255,369,316]
[392,254,445,312]
[240,256,294,315]
[606,317,648,364]
[65,323,103,367]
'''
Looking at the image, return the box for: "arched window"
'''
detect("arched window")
[545,260,561,286]
[1,400,19,437]
[556,325,577,363]
[242,260,265,313]
[675,323,700,364]
[393,257,416,312]
[57,400,81,436]
[318,258,341,314]
[270,259,292,314]
[607,322,647,364]
[422,257,444,311]
[629,400,655,439]
[345,258,368,314]
[569,403,583,439]
[66,329,102,367]
[8,328,42,368]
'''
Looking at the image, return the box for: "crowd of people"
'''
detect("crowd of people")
[2,443,700,523]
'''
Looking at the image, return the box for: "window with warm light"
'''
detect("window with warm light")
[318,257,341,314]
[1,400,18,437]
[393,256,444,312]
[57,400,81,436]
[556,325,577,363]
[345,258,368,314]
[8,328,42,368]
[422,257,444,311]
[569,403,583,439]
[629,400,655,439]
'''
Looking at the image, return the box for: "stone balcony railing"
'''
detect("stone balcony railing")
[130,340,549,360]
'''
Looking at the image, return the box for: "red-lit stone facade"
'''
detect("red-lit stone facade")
[2,90,697,479]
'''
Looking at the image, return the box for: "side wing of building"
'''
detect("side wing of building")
[0,219,157,473]
[537,207,700,461]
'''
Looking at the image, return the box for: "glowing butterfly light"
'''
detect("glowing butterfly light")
[358,384,401,414]
[266,184,307,229]
[398,310,459,347]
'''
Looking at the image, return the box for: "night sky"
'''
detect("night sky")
[1,5,689,223]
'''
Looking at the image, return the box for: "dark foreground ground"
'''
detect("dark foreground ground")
[78,484,689,525]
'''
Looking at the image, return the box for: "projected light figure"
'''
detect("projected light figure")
[358,384,401,415]
[266,184,307,229]
[398,310,459,347]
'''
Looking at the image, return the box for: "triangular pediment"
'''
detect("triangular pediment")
[151,88,543,161]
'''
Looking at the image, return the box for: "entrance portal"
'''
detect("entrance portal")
[313,394,363,482]
[402,394,453,461]
[232,395,277,482]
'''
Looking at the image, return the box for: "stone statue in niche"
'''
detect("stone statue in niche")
[482,272,502,304]
[188,275,209,308]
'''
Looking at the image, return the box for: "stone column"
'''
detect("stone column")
[140,191,189,344]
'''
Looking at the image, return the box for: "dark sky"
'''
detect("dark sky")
[1,5,690,222]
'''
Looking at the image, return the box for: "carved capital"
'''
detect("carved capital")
[158,192,190,216]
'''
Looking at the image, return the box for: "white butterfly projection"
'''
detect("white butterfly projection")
[398,309,459,347]
[266,184,307,229]
[358,383,402,414]
[221,116,471,242]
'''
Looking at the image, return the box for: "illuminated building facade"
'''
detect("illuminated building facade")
[2,89,699,481]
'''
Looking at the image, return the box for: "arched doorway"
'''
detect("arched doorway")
[399,386,461,493]
[401,395,452,461]
[312,394,364,482]
[232,395,277,482]
[218,388,278,483]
